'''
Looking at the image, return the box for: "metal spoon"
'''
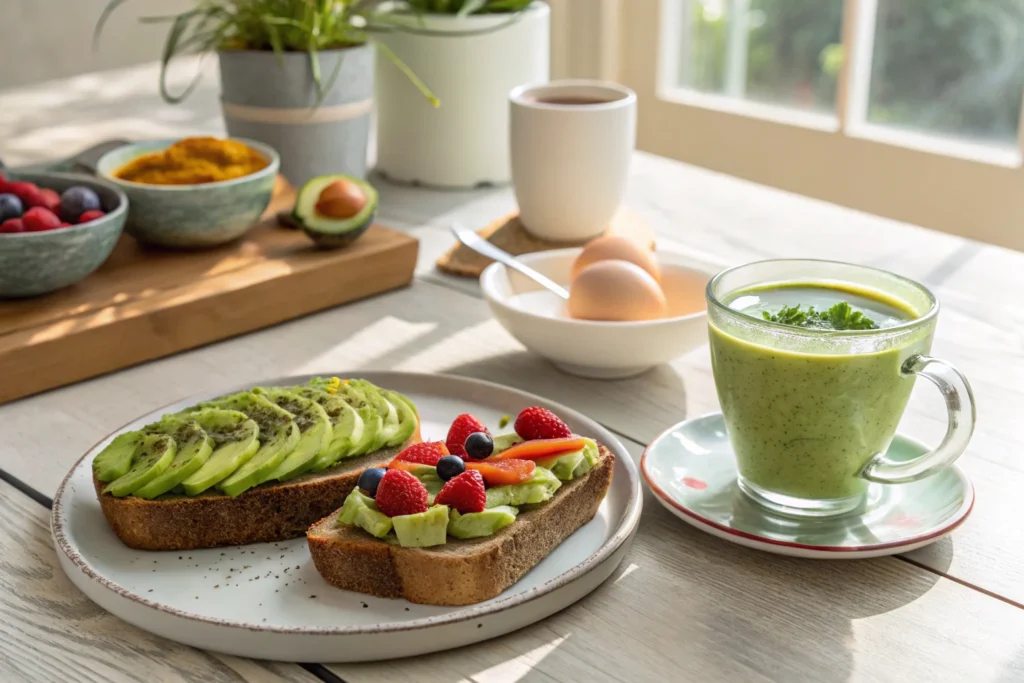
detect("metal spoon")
[450,223,570,300]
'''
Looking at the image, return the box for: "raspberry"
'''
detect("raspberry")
[393,441,449,466]
[9,182,43,209]
[0,218,25,234]
[446,414,489,457]
[22,207,61,232]
[374,469,428,517]
[38,188,61,213]
[514,407,572,440]
[78,209,106,224]
[435,470,486,514]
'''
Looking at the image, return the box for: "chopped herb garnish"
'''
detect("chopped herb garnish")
[762,302,878,331]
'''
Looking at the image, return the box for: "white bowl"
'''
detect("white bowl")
[480,248,718,379]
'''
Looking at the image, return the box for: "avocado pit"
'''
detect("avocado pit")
[315,179,366,219]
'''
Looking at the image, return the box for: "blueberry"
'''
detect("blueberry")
[59,186,101,223]
[357,467,387,497]
[0,194,22,222]
[436,455,466,481]
[464,432,494,460]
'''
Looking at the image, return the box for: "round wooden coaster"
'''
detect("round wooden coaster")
[436,208,657,278]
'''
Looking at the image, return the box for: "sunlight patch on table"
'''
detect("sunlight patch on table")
[470,635,569,683]
[288,317,437,375]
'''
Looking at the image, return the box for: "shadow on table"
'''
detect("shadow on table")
[370,171,515,230]
[567,486,951,682]
[439,352,688,445]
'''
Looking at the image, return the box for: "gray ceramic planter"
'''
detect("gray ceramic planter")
[219,45,373,186]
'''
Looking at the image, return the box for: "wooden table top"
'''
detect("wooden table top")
[1,60,1022,683]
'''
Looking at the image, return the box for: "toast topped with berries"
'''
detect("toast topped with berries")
[307,408,615,606]
[92,378,421,551]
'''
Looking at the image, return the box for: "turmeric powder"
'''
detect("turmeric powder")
[114,137,269,185]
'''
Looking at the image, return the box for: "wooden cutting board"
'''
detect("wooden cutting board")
[0,178,418,405]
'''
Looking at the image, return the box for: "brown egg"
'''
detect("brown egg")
[315,179,366,219]
[571,235,659,282]
[568,260,668,321]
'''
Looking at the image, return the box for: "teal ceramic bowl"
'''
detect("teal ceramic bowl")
[96,138,279,248]
[0,172,127,298]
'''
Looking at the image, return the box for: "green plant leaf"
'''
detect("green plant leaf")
[94,0,135,50]
[158,10,205,104]
[373,39,440,107]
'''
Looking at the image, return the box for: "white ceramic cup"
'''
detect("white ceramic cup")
[509,80,637,242]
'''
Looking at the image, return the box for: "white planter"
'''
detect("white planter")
[374,3,550,188]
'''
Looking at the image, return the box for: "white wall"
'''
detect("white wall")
[0,0,193,90]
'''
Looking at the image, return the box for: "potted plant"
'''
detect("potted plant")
[96,0,435,186]
[372,0,550,188]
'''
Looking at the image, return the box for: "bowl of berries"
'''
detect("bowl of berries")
[0,171,127,298]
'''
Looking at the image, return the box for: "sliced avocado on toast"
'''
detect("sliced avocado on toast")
[293,175,377,249]
[201,392,300,497]
[381,389,417,447]
[180,408,261,496]
[104,433,177,497]
[330,382,383,456]
[93,432,144,482]
[255,387,333,483]
[349,380,400,450]
[133,419,214,499]
[292,386,367,470]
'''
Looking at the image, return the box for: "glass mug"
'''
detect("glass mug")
[706,259,976,517]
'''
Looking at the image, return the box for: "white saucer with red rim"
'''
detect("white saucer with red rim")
[641,413,973,559]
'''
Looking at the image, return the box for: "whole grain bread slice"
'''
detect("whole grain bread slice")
[307,445,615,606]
[95,424,421,551]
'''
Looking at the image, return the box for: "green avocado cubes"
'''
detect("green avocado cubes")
[338,489,393,538]
[535,438,600,481]
[485,466,562,508]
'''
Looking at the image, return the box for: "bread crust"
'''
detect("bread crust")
[95,425,421,551]
[307,446,615,606]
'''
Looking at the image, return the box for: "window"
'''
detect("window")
[617,0,1024,250]
[863,0,1024,150]
[676,0,843,115]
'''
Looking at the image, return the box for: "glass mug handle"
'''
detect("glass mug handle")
[860,355,976,485]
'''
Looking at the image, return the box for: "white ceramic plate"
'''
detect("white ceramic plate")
[642,413,973,559]
[52,372,641,662]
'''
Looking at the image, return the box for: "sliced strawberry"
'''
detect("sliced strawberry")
[488,437,588,461]
[466,458,535,486]
[392,441,448,466]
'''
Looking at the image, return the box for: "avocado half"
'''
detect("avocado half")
[293,174,377,249]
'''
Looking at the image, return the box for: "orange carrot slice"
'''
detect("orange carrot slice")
[487,437,587,461]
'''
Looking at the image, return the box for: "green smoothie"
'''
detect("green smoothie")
[710,282,926,501]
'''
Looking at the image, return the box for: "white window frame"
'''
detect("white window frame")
[596,0,1024,250]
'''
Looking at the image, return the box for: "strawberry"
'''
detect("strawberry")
[446,413,489,457]
[466,458,535,486]
[392,441,449,466]
[22,207,61,232]
[77,209,106,224]
[374,469,428,518]
[435,470,486,514]
[0,218,25,234]
[38,188,61,213]
[514,406,572,440]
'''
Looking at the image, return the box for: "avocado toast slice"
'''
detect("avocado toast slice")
[306,445,615,606]
[93,378,421,551]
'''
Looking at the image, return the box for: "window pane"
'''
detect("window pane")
[868,0,1024,148]
[677,0,844,113]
